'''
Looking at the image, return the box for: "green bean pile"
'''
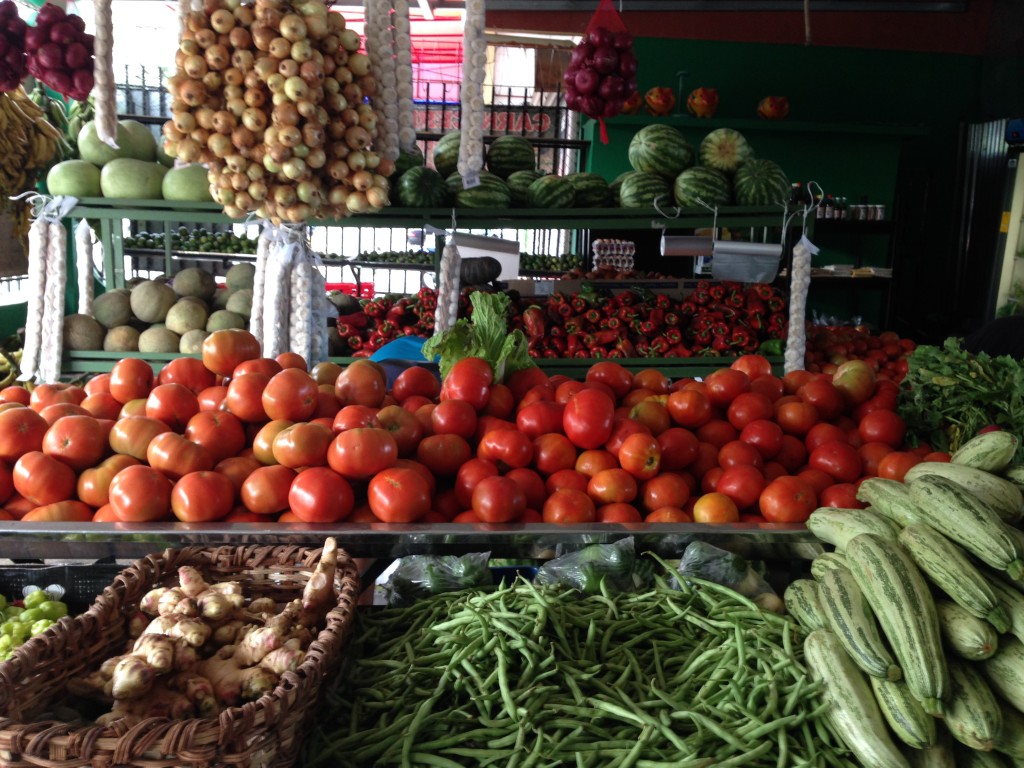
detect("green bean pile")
[303,574,858,768]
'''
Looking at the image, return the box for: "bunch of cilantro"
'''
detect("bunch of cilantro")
[899,337,1024,461]
[421,291,536,382]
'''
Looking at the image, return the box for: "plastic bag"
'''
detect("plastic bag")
[383,552,493,606]
[675,541,784,613]
[535,537,648,595]
[563,0,638,140]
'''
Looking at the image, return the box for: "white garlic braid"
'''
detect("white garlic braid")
[457,0,486,178]
[310,264,329,365]
[92,0,119,149]
[18,216,48,382]
[39,220,67,384]
[249,222,272,349]
[261,229,291,360]
[75,219,94,317]
[289,250,313,365]
[376,2,399,162]
[784,236,817,374]
[392,0,416,152]
[434,241,462,333]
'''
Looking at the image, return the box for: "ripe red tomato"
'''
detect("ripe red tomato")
[726,392,774,430]
[715,463,767,510]
[262,368,320,422]
[819,483,865,509]
[0,385,31,404]
[554,380,586,405]
[171,470,234,522]
[666,389,712,429]
[690,441,720,477]
[545,469,589,495]
[605,418,651,456]
[858,441,894,477]
[738,419,783,460]
[13,451,76,505]
[505,366,550,403]
[443,357,493,411]
[646,506,694,523]
[215,456,262,495]
[144,383,200,432]
[598,503,643,523]
[415,434,472,476]
[455,458,500,509]
[472,475,526,523]
[575,448,618,478]
[563,389,615,450]
[310,361,344,387]
[505,467,547,511]
[695,419,739,449]
[806,423,849,452]
[877,451,922,482]
[478,429,534,470]
[333,404,381,432]
[225,372,271,423]
[775,401,819,437]
[368,466,431,522]
[718,440,764,470]
[38,403,89,425]
[108,416,171,461]
[376,405,425,457]
[234,358,283,379]
[276,351,308,371]
[639,473,691,513]
[703,368,751,409]
[587,468,638,505]
[617,432,661,480]
[483,384,515,419]
[808,440,863,484]
[328,427,398,480]
[692,492,740,524]
[288,467,355,523]
[431,399,478,440]
[109,464,173,522]
[656,428,699,471]
[586,361,633,400]
[534,433,578,476]
[42,414,107,471]
[516,400,565,440]
[77,454,139,508]
[543,488,596,524]
[147,432,214,480]
[633,368,671,395]
[197,385,228,412]
[797,379,846,422]
[858,410,907,448]
[184,410,246,464]
[240,464,296,515]
[108,358,155,405]
[773,434,808,472]
[202,329,262,377]
[335,360,387,408]
[272,422,333,468]
[759,475,817,523]
[629,400,671,436]
[158,357,216,395]
[731,354,773,381]
[81,392,121,421]
[749,374,785,403]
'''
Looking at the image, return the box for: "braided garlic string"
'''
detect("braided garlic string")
[457,0,486,179]
[434,241,462,333]
[377,2,400,162]
[784,235,817,374]
[310,266,329,365]
[39,221,67,383]
[92,0,118,149]
[249,223,272,349]
[18,216,48,382]
[289,250,313,364]
[392,0,416,152]
[75,219,94,316]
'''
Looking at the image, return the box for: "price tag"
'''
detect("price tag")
[462,171,481,189]
[534,281,554,296]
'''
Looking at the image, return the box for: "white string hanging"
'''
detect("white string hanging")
[434,241,462,334]
[262,225,304,360]
[392,0,417,152]
[288,250,313,365]
[19,216,48,382]
[379,3,400,162]
[39,218,68,384]
[92,0,118,149]
[784,183,822,374]
[74,219,94,317]
[310,265,329,365]
[250,222,273,349]
[457,0,486,180]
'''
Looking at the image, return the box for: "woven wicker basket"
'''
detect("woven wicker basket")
[0,543,361,768]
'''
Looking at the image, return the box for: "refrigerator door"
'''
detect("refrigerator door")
[994,152,1024,315]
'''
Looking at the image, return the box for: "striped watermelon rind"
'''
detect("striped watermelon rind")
[526,175,575,209]
[618,171,673,209]
[610,170,641,206]
[432,132,461,179]
[699,128,755,173]
[446,171,512,209]
[485,136,536,179]
[397,167,450,208]
[627,124,696,179]
[507,170,544,207]
[673,166,732,208]
[734,158,791,206]
[567,172,611,208]
[393,145,425,178]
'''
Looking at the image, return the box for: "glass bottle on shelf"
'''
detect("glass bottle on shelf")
[790,182,804,208]
[837,196,848,220]
[823,194,836,220]
[814,194,825,219]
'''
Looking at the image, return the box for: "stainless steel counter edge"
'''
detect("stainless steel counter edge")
[0,523,825,561]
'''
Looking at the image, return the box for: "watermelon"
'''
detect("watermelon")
[446,171,511,209]
[673,166,731,208]
[618,171,673,209]
[397,167,450,208]
[699,128,754,173]
[393,145,425,178]
[526,175,575,209]
[609,170,641,206]
[507,170,544,207]
[567,172,611,207]
[627,124,695,179]
[485,136,536,179]
[432,131,461,178]
[734,158,790,206]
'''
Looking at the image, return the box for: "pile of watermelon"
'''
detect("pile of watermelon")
[616,125,792,210]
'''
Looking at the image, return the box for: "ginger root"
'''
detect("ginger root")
[195,650,279,707]
[299,537,337,628]
[142,613,211,648]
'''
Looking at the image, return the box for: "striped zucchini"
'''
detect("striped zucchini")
[897,523,1011,633]
[907,474,1024,580]
[957,745,1012,768]
[904,462,1024,524]
[784,578,828,631]
[952,430,1019,473]
[819,566,902,680]
[845,533,949,716]
[986,574,1024,645]
[981,636,1024,714]
[807,507,902,550]
[945,659,1002,751]
[857,477,929,528]
[936,600,999,661]
[811,552,852,581]
[1003,463,1024,491]
[994,700,1024,760]
[905,728,956,768]
[802,629,911,768]
[871,677,937,750]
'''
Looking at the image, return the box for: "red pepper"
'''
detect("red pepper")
[607,348,624,358]
[606,317,621,330]
[743,335,760,352]
[557,302,574,318]
[650,336,669,356]
[336,321,353,337]
[731,327,752,347]
[573,349,591,359]
[726,292,745,309]
[589,347,607,359]
[567,333,582,356]
[680,301,698,316]
[421,296,437,311]
[754,283,775,300]
[665,327,682,345]
[581,333,595,349]
[654,293,672,310]
[585,308,601,325]
[550,325,565,338]
[544,349,559,359]
[692,315,715,333]
[618,306,639,322]
[691,290,711,306]
[593,330,619,346]
[708,284,726,302]
[339,311,370,330]
[747,313,765,332]
[767,326,785,339]
[570,295,588,313]
[647,308,664,329]
[694,328,712,346]
[346,335,364,350]
[745,295,767,315]
[402,325,419,336]
[663,312,680,327]
[768,313,787,329]
[565,318,582,335]
[616,339,636,357]
[767,296,786,313]
[669,344,692,358]
[712,322,731,338]
[522,306,546,339]
[712,335,731,353]
[549,337,568,354]
[616,291,637,306]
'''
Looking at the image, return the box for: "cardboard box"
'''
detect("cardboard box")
[503,278,703,300]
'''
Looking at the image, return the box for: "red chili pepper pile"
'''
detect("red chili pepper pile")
[335,281,788,358]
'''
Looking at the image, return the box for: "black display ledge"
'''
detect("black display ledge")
[0,522,822,562]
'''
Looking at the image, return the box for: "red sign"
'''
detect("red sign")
[414,108,554,137]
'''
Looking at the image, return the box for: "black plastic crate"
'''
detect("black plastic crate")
[0,563,126,614]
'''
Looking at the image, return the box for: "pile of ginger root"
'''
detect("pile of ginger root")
[67,538,339,726]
